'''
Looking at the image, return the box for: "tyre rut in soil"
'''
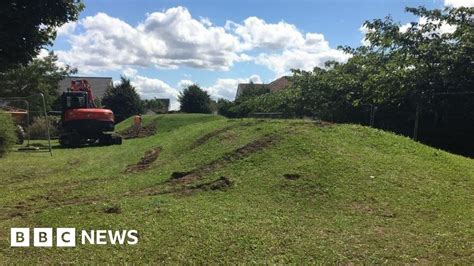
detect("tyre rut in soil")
[170,134,280,183]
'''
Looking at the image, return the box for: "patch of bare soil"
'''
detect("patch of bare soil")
[230,135,277,158]
[170,134,279,183]
[119,119,158,139]
[125,135,279,198]
[170,171,192,179]
[103,205,122,214]
[313,120,334,127]
[125,175,234,198]
[1,192,104,221]
[169,171,199,184]
[193,176,232,191]
[191,125,236,149]
[124,147,162,173]
[283,173,301,180]
[240,121,262,126]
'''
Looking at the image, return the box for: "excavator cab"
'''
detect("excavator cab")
[62,91,88,110]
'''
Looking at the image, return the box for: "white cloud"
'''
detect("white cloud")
[444,0,474,7]
[57,7,243,73]
[122,67,138,78]
[177,79,194,88]
[37,49,50,59]
[359,25,373,46]
[127,75,181,110]
[206,74,262,100]
[199,17,213,27]
[399,17,457,35]
[257,49,349,77]
[399,23,412,33]
[56,21,77,36]
[228,17,348,75]
[55,6,348,76]
[227,17,305,50]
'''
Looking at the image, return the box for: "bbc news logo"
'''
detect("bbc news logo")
[10,228,138,247]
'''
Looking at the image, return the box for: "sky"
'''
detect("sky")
[47,0,474,109]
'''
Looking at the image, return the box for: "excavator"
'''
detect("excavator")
[58,80,122,147]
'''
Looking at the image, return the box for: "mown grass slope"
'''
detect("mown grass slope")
[0,114,472,263]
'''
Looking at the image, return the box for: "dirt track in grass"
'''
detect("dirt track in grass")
[124,147,162,173]
[118,120,158,139]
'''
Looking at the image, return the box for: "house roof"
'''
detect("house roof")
[267,76,292,93]
[236,83,266,98]
[235,76,292,99]
[58,76,113,99]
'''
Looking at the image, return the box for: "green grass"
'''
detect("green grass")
[0,113,472,263]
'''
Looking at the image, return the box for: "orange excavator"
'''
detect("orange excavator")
[58,80,122,147]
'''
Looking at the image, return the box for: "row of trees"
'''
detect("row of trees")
[216,6,473,155]
[104,79,217,121]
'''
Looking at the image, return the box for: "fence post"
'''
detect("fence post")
[369,105,377,127]
[413,105,421,141]
[40,93,52,156]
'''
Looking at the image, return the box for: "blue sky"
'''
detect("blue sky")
[48,0,467,109]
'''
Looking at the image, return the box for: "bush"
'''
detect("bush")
[217,99,238,118]
[28,116,59,139]
[0,112,16,157]
[231,88,304,118]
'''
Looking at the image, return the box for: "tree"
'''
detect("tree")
[232,87,303,118]
[292,6,473,123]
[178,84,212,113]
[360,6,473,103]
[0,52,76,113]
[102,76,143,122]
[217,98,236,117]
[0,0,84,72]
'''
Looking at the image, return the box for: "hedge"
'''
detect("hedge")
[0,112,16,157]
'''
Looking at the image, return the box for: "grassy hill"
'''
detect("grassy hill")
[0,114,472,263]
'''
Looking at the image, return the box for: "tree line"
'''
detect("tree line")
[215,6,474,155]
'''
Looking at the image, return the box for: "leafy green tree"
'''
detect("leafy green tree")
[292,6,473,123]
[234,87,303,118]
[360,6,473,105]
[0,52,76,113]
[217,98,237,117]
[102,76,143,122]
[0,0,84,72]
[178,84,212,114]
